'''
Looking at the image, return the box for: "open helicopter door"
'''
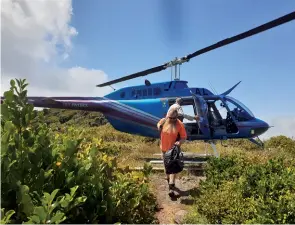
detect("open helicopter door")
[190,91,211,138]
[190,91,220,158]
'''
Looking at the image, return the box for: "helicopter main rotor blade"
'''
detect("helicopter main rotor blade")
[96,64,166,87]
[96,11,295,87]
[184,11,295,60]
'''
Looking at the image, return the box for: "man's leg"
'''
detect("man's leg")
[168,173,177,197]
[162,152,169,183]
[169,174,176,185]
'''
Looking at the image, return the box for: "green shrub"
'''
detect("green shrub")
[193,181,257,224]
[225,138,262,151]
[238,158,295,223]
[203,155,248,187]
[1,79,157,224]
[265,135,295,155]
[186,153,295,224]
[33,108,108,128]
[109,170,158,224]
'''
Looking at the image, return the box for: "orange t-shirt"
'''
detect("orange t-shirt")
[157,118,187,152]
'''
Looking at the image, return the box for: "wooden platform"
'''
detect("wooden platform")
[131,152,212,172]
[149,160,207,164]
[152,153,213,157]
[130,166,204,171]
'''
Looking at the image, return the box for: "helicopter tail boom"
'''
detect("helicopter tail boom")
[1,96,160,132]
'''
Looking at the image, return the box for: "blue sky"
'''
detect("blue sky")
[3,0,293,138]
[65,0,295,123]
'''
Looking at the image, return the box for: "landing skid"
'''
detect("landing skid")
[204,140,220,158]
[248,136,264,148]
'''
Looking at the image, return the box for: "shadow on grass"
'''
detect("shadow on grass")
[170,186,201,205]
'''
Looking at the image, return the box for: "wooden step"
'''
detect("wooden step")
[153,153,213,157]
[149,160,207,164]
[143,157,208,162]
[130,166,203,171]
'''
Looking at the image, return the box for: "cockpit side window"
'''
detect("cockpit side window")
[226,97,255,117]
[224,98,254,121]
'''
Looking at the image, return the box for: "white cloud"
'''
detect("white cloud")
[1,0,111,96]
[260,116,295,140]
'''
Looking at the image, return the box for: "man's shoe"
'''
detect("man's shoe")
[168,183,175,197]
[169,189,175,197]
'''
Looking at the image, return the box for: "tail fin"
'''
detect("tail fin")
[220,81,241,96]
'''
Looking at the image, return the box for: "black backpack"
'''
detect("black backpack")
[163,145,184,174]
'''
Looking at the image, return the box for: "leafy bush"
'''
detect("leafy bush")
[225,138,262,151]
[109,170,157,223]
[36,108,108,128]
[238,158,295,223]
[185,152,295,224]
[1,79,157,224]
[203,154,249,187]
[265,135,295,154]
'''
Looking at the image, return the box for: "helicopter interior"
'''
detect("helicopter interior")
[167,97,242,137]
[207,100,239,135]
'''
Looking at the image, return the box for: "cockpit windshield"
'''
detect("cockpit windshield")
[223,96,255,121]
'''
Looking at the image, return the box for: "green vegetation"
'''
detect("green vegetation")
[1,78,294,224]
[1,79,157,224]
[33,107,108,130]
[184,137,295,224]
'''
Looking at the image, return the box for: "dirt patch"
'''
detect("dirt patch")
[149,173,205,224]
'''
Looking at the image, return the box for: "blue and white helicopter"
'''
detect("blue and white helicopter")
[3,11,294,155]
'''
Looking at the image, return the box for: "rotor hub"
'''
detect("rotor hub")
[164,56,189,68]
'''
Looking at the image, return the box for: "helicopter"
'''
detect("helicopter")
[2,11,295,156]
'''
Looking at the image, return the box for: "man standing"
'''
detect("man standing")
[167,97,200,122]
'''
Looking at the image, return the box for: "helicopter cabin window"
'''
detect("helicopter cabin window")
[120,91,125,98]
[223,97,254,121]
[164,82,172,91]
[153,87,161,96]
[136,89,142,96]
[131,90,136,97]
[174,82,187,89]
[195,88,202,95]
[143,89,147,97]
[214,100,227,120]
[202,88,210,95]
[148,88,152,96]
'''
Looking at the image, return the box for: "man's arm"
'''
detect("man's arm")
[183,114,196,121]
[178,106,200,121]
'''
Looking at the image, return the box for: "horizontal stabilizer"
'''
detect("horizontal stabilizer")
[220,81,241,96]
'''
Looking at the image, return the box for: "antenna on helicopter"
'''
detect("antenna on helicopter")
[145,79,151,86]
[208,81,218,95]
[96,11,295,87]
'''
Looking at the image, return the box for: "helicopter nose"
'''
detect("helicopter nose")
[252,118,270,136]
